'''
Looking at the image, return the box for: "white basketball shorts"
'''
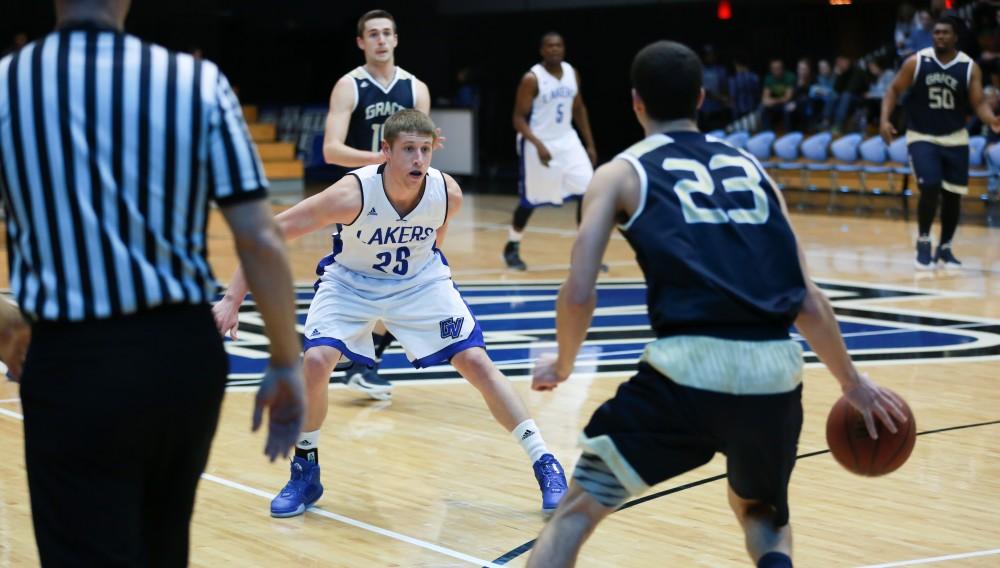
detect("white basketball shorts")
[517,130,594,208]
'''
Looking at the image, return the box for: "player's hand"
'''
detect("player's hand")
[841,373,908,440]
[990,117,1000,133]
[253,363,305,462]
[586,144,598,167]
[532,352,570,391]
[212,296,242,340]
[536,142,553,167]
[434,128,447,151]
[879,121,897,145]
[0,307,30,382]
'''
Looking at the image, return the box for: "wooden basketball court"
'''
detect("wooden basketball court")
[1,193,998,567]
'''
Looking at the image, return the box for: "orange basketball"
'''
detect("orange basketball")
[825,389,916,476]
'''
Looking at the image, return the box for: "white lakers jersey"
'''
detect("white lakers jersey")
[527,61,578,140]
[321,164,448,282]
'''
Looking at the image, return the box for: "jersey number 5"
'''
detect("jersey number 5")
[665,154,770,225]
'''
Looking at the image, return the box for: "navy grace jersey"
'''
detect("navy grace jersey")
[617,131,807,340]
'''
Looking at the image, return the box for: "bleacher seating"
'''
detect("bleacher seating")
[729,128,998,217]
[242,104,305,187]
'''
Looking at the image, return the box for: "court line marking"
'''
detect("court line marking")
[0,408,503,568]
[857,547,1000,567]
[490,420,1000,565]
[0,398,20,404]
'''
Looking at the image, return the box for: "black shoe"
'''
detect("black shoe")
[503,241,527,271]
[934,243,962,269]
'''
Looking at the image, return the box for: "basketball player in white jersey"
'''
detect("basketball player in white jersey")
[213,110,568,518]
[322,9,438,401]
[504,31,598,270]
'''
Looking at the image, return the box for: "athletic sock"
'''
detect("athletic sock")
[508,228,523,243]
[512,419,549,463]
[295,430,320,464]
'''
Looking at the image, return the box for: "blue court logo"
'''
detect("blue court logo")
[439,317,465,339]
[220,279,1000,386]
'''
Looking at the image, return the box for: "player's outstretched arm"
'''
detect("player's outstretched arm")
[214,177,364,338]
[413,79,447,150]
[435,173,464,249]
[533,160,639,391]
[880,55,916,144]
[219,198,304,460]
[323,76,386,167]
[768,184,906,438]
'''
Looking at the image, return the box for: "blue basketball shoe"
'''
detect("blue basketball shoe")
[270,456,323,518]
[533,453,568,512]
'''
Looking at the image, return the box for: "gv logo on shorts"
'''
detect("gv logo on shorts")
[439,317,464,339]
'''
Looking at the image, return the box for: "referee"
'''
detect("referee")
[0,1,304,566]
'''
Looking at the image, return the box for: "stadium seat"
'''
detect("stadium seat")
[795,132,832,208]
[724,131,749,150]
[829,133,863,211]
[746,131,777,168]
[858,136,895,213]
[887,137,912,219]
[771,132,804,189]
[706,129,726,139]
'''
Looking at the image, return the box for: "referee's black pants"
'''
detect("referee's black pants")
[20,304,228,567]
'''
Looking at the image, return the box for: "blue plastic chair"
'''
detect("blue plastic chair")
[887,137,912,219]
[706,129,726,139]
[797,132,832,205]
[829,133,863,210]
[986,141,1000,202]
[724,131,750,150]
[858,136,894,211]
[746,131,777,168]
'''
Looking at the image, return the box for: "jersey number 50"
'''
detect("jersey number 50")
[665,154,771,225]
[928,86,955,110]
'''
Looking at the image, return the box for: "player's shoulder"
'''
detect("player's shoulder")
[619,133,675,160]
[346,66,367,81]
[955,50,974,65]
[396,66,417,81]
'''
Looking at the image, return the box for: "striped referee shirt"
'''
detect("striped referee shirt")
[0,23,267,322]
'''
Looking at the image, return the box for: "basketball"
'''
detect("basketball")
[826,390,915,476]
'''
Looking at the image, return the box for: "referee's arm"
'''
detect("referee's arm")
[209,69,303,459]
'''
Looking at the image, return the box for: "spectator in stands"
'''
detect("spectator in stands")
[864,57,895,131]
[788,58,816,131]
[699,45,730,131]
[809,59,836,119]
[905,10,935,56]
[977,8,1000,87]
[728,57,760,121]
[985,86,1000,197]
[895,3,918,60]
[452,67,480,109]
[760,59,796,131]
[823,56,869,134]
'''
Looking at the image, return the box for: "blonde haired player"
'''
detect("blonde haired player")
[214,110,568,518]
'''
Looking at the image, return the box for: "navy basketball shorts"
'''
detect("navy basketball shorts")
[908,141,969,195]
[579,362,803,526]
